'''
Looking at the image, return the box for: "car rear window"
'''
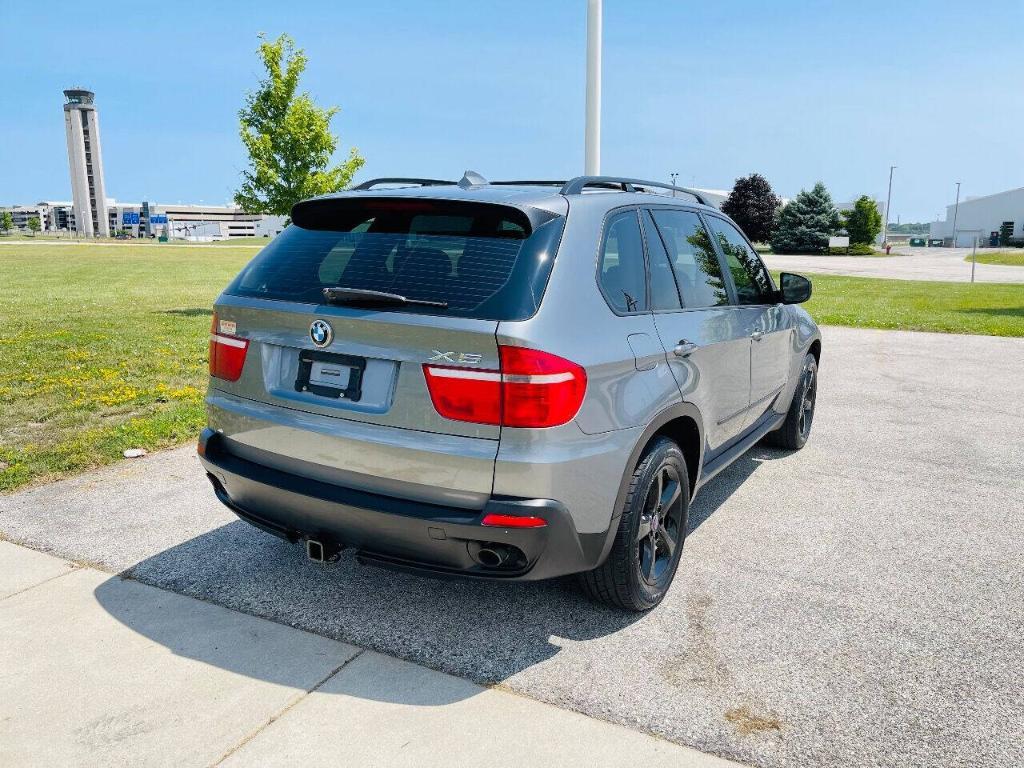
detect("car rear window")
[225,197,565,321]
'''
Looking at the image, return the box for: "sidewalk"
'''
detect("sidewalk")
[0,541,741,767]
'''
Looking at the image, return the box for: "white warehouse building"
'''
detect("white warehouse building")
[930,187,1024,247]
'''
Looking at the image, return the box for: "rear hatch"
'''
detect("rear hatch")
[207,195,565,503]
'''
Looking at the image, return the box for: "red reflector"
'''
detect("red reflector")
[481,514,547,528]
[422,346,586,428]
[209,314,249,382]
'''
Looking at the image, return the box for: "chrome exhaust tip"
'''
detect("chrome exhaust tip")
[476,545,512,569]
[306,539,326,562]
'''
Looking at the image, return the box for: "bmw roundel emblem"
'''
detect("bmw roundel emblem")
[309,319,333,348]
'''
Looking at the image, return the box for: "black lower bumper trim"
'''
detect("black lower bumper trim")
[198,429,608,581]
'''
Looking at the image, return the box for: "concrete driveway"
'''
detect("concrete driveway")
[2,325,1023,767]
[763,246,1024,283]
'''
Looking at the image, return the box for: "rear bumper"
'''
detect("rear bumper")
[198,429,609,581]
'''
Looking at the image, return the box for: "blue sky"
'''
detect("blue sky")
[2,0,1021,221]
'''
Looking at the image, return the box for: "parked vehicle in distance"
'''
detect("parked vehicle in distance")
[198,173,821,611]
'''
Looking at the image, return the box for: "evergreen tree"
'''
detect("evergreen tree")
[721,173,781,243]
[841,196,883,245]
[999,221,1013,247]
[770,182,841,255]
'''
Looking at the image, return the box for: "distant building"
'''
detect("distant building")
[110,202,279,239]
[930,187,1024,247]
[692,188,728,208]
[254,215,288,238]
[0,202,73,232]
[63,89,109,237]
[1,200,281,239]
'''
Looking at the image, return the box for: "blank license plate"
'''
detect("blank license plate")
[309,361,352,389]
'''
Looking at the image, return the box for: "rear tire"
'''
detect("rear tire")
[580,437,689,611]
[766,353,817,451]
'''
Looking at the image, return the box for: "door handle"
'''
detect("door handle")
[673,340,699,357]
[751,330,764,341]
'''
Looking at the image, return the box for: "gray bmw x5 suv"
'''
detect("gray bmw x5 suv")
[198,173,821,611]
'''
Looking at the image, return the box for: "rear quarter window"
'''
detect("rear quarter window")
[226,198,563,321]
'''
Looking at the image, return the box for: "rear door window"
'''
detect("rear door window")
[226,198,563,321]
[650,209,730,308]
[598,209,648,313]
[641,210,682,311]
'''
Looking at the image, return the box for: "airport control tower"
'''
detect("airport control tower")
[63,89,109,237]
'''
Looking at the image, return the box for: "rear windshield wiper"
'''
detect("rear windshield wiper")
[322,286,448,309]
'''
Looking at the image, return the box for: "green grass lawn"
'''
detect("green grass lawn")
[964,250,1024,267]
[797,273,1024,337]
[1,244,1022,493]
[0,244,252,491]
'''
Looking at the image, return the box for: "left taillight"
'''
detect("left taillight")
[208,313,249,382]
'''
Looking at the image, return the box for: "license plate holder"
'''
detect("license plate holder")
[295,350,365,401]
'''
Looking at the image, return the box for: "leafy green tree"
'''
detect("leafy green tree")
[27,216,41,236]
[770,182,841,255]
[841,195,883,245]
[235,33,365,215]
[0,211,12,234]
[721,173,781,243]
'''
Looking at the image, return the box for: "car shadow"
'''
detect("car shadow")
[160,307,214,317]
[955,307,1024,319]
[92,445,780,706]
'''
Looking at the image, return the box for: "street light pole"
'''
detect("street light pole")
[951,182,961,248]
[971,236,977,283]
[882,165,896,246]
[670,172,678,197]
[584,0,602,175]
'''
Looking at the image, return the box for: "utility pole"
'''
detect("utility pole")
[584,0,602,175]
[951,182,961,248]
[882,165,896,246]
[971,236,977,283]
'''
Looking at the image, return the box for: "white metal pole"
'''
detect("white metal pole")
[882,165,895,245]
[971,236,977,283]
[584,0,602,175]
[951,182,961,249]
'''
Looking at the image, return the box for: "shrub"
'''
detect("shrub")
[829,243,876,255]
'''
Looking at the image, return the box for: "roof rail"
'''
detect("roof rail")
[351,177,455,191]
[490,180,567,187]
[560,176,708,205]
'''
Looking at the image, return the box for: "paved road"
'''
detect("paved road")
[763,246,1024,283]
[2,542,729,767]
[2,325,1023,767]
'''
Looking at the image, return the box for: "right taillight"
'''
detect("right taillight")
[422,345,586,428]
[208,314,249,382]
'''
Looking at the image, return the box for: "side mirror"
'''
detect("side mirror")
[779,272,812,304]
